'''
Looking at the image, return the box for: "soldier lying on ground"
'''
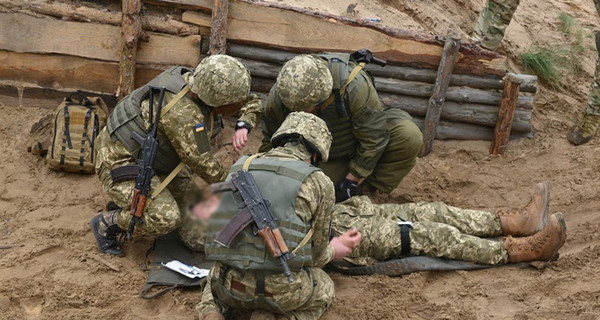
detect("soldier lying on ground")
[91,55,263,256]
[259,53,423,203]
[196,112,361,320]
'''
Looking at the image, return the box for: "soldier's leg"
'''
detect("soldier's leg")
[471,0,520,51]
[196,267,229,319]
[284,268,335,320]
[410,221,509,265]
[568,36,600,145]
[317,158,350,186]
[365,120,423,194]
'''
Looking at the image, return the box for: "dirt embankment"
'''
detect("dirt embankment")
[2,0,600,319]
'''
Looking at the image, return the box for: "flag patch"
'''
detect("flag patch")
[195,123,205,132]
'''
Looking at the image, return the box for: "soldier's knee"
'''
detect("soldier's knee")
[143,205,182,236]
[392,120,423,158]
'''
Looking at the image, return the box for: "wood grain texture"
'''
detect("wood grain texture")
[208,0,229,54]
[411,116,532,141]
[420,35,461,157]
[490,74,522,154]
[117,0,143,99]
[179,0,507,76]
[0,12,201,66]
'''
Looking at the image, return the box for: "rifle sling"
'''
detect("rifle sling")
[145,162,186,208]
[160,86,190,117]
[319,62,366,112]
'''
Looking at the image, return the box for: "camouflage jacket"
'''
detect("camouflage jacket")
[260,68,390,179]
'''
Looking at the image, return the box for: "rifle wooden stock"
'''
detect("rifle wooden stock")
[215,208,253,247]
[272,228,290,255]
[130,189,146,218]
[259,227,283,257]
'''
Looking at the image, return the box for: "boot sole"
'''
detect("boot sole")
[548,212,567,261]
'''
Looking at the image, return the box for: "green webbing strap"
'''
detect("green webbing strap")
[80,108,93,171]
[230,163,309,182]
[319,62,366,112]
[160,86,190,117]
[145,162,186,209]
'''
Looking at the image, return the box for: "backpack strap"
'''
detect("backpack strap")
[78,108,93,172]
[319,62,366,114]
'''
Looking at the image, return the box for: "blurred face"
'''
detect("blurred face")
[191,195,221,222]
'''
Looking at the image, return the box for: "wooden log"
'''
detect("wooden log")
[208,0,229,54]
[179,0,507,77]
[117,0,143,99]
[205,43,538,93]
[229,56,535,109]
[0,12,202,66]
[410,116,532,141]
[0,50,165,94]
[0,0,199,36]
[379,94,532,133]
[0,81,118,109]
[374,77,534,109]
[490,74,522,154]
[420,33,461,157]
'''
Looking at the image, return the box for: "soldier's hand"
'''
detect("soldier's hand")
[330,228,362,261]
[233,128,249,153]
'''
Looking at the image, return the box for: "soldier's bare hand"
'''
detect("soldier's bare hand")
[233,128,249,153]
[330,228,362,262]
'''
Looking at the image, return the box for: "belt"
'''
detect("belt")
[230,279,273,298]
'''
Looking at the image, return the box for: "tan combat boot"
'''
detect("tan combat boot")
[202,311,225,320]
[497,182,550,236]
[568,113,600,146]
[503,212,567,263]
[250,310,277,320]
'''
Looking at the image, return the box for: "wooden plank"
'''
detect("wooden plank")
[209,0,229,54]
[490,74,522,154]
[411,116,532,141]
[0,51,165,94]
[420,34,461,157]
[379,94,532,133]
[117,0,144,99]
[180,1,507,77]
[0,12,201,66]
[0,82,118,109]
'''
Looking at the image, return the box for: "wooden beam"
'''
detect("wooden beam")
[117,0,144,99]
[0,0,199,36]
[0,82,118,109]
[0,51,165,94]
[411,116,532,141]
[179,0,507,77]
[0,12,201,66]
[490,74,522,154]
[420,33,461,157]
[209,0,229,54]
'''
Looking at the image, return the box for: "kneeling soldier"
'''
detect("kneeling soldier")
[91,55,262,256]
[198,112,361,320]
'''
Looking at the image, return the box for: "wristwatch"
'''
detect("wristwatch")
[235,121,252,133]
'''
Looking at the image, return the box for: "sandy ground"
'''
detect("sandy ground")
[2,0,600,319]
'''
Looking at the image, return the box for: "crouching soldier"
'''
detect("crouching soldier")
[197,112,361,320]
[91,55,262,256]
[259,53,423,202]
[332,183,566,267]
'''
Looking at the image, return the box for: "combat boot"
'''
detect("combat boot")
[503,212,566,262]
[497,182,550,236]
[568,113,600,145]
[202,311,225,320]
[250,310,277,320]
[90,210,125,256]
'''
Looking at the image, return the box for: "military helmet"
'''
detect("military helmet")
[271,112,332,162]
[189,55,251,107]
[276,55,333,111]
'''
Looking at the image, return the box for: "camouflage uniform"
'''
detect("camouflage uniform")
[331,196,509,266]
[196,144,337,320]
[260,54,423,194]
[471,0,520,51]
[95,56,262,237]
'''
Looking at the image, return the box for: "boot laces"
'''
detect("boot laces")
[579,114,600,135]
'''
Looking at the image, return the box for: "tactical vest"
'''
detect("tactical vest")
[205,155,319,273]
[106,66,213,174]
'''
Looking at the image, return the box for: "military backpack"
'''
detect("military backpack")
[46,92,109,174]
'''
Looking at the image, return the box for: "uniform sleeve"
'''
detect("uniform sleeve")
[295,170,336,267]
[236,93,263,129]
[259,87,286,153]
[347,74,389,179]
[154,92,227,183]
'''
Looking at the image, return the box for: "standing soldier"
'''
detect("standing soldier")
[471,0,521,51]
[90,55,262,256]
[198,112,361,320]
[260,54,423,202]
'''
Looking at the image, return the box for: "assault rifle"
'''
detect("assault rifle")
[128,86,166,239]
[211,170,296,282]
[351,48,387,67]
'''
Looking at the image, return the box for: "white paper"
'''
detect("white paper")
[161,260,210,279]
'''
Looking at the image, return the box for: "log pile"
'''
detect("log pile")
[0,0,537,142]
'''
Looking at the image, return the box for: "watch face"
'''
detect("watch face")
[237,121,245,127]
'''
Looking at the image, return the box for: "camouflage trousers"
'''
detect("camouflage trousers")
[471,0,520,51]
[319,119,423,194]
[332,196,509,266]
[585,56,600,116]
[95,131,202,236]
[197,263,334,320]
